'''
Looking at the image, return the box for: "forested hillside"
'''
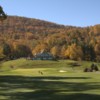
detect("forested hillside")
[0,16,100,61]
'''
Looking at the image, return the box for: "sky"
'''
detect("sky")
[0,0,100,27]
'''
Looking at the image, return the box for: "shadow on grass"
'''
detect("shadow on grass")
[3,92,100,100]
[0,75,100,100]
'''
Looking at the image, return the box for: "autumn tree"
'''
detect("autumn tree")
[82,44,96,61]
[94,41,100,62]
[0,45,5,60]
[12,44,32,58]
[60,45,67,59]
[32,43,48,55]
[93,25,100,36]
[50,46,60,58]
[65,43,83,60]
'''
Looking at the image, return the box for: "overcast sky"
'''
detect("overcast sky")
[0,0,100,27]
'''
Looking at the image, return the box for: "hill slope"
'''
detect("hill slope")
[0,16,100,61]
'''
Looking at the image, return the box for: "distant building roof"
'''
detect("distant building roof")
[33,50,54,60]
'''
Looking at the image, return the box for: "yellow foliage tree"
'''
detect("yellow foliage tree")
[32,43,48,55]
[0,46,5,59]
[65,43,83,60]
[60,45,67,58]
[50,46,60,58]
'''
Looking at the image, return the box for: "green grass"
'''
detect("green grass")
[0,59,100,100]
